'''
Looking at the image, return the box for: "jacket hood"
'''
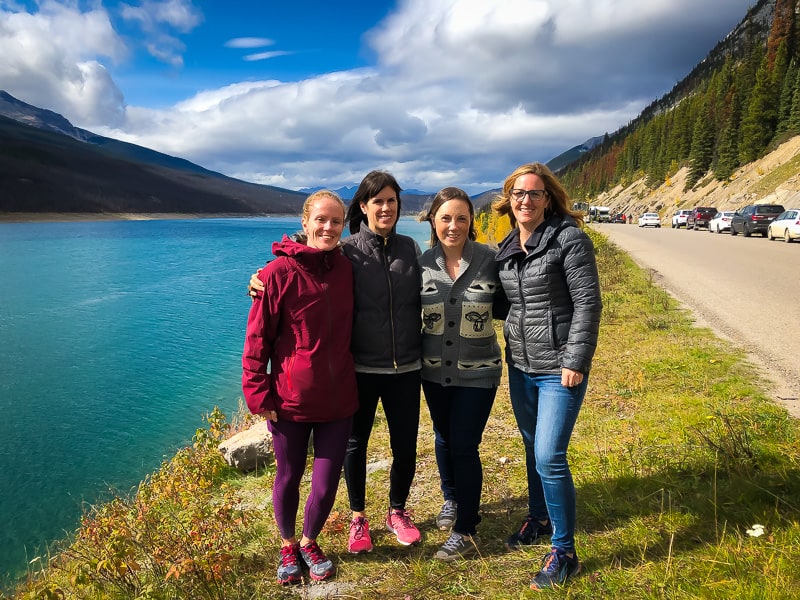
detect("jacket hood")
[271,234,341,270]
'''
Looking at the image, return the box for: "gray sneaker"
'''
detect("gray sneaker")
[433,531,477,561]
[435,500,457,530]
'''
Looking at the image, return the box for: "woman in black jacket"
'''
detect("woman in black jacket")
[339,170,423,553]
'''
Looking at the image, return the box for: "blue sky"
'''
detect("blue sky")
[0,0,756,194]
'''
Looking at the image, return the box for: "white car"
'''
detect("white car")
[638,213,661,228]
[671,209,692,228]
[708,211,736,233]
[767,208,800,242]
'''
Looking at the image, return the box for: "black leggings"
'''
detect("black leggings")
[343,370,421,512]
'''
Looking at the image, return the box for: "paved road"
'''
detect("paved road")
[592,222,800,418]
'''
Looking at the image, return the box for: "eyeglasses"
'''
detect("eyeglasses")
[510,189,547,203]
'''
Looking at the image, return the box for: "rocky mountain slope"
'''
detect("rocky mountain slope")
[595,134,800,218]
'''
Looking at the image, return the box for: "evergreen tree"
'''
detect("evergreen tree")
[777,59,797,133]
[739,54,778,162]
[686,108,715,189]
[790,64,800,131]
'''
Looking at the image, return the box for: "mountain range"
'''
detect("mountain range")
[0,90,307,216]
[0,77,608,218]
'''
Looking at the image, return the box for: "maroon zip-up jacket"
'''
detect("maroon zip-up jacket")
[242,235,358,422]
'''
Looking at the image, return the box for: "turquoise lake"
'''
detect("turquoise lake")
[0,215,431,585]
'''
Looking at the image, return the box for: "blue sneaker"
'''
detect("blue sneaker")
[530,547,581,590]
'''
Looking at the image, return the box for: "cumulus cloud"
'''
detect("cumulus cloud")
[1,0,755,193]
[0,1,126,126]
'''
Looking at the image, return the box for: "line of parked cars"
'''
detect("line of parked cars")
[666,204,800,242]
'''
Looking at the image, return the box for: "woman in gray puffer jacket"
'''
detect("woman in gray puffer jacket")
[492,162,602,591]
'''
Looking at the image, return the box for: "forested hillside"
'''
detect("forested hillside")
[560,0,799,202]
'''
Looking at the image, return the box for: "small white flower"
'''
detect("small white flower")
[499,456,509,465]
[746,524,765,537]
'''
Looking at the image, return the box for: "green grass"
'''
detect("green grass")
[8,229,800,599]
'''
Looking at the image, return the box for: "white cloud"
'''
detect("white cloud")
[0,1,126,125]
[119,0,202,65]
[1,0,755,193]
[244,50,292,62]
[120,0,202,33]
[225,37,274,49]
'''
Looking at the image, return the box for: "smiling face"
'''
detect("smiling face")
[302,195,345,251]
[360,185,398,236]
[511,173,550,230]
[434,199,472,252]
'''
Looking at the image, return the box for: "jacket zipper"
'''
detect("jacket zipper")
[324,270,334,388]
[382,236,398,370]
[516,256,530,366]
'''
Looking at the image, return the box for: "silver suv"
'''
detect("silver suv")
[671,209,692,228]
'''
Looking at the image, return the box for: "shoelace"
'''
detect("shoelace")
[518,515,535,535]
[440,502,457,518]
[351,517,367,539]
[540,550,562,575]
[391,510,415,529]
[280,545,299,566]
[302,542,326,564]
[441,533,466,552]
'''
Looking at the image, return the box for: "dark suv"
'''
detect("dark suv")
[730,204,785,237]
[686,206,717,230]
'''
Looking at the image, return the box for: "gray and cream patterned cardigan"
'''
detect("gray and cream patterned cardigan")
[418,239,507,388]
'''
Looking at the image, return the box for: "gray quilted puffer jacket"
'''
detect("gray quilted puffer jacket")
[495,215,602,375]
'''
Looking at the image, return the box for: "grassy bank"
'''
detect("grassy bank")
[8,229,800,599]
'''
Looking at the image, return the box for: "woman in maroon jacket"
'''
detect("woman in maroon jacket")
[242,190,358,585]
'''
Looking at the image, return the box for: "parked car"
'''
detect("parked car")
[611,213,627,223]
[686,206,717,230]
[671,209,692,228]
[766,208,800,242]
[707,211,736,234]
[730,204,785,237]
[638,213,661,228]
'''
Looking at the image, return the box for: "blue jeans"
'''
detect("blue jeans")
[423,381,496,536]
[507,364,588,554]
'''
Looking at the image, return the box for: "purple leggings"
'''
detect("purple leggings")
[268,416,352,540]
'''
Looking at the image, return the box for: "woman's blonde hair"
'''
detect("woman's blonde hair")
[491,162,583,228]
[302,189,346,221]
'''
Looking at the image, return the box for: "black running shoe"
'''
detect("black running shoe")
[505,515,553,550]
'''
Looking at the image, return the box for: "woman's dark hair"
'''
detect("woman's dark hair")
[345,170,403,234]
[420,187,477,248]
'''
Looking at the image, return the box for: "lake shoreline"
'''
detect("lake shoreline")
[0,212,273,223]
[0,211,426,224]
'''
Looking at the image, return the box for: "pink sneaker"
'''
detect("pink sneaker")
[386,508,421,546]
[348,516,374,554]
